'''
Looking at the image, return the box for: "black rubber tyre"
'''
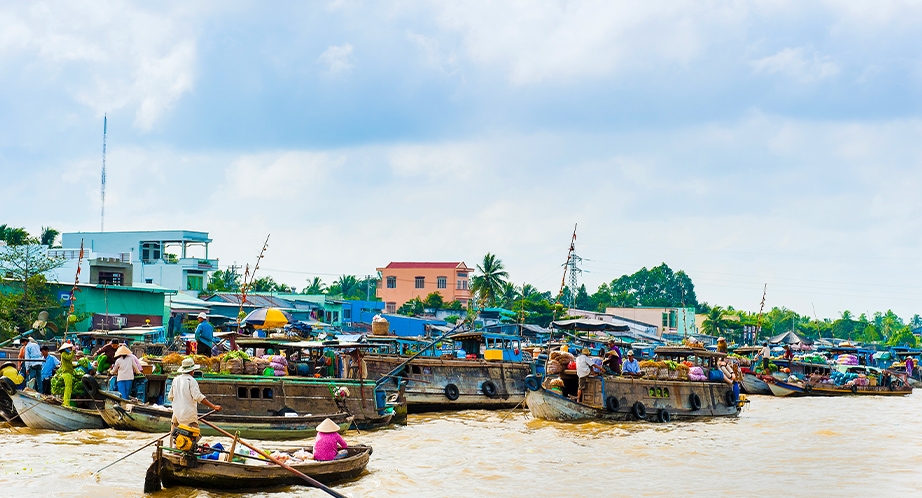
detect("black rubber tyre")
[444,383,460,400]
[851,385,858,394]
[632,401,647,420]
[657,408,671,423]
[524,375,541,392]
[605,396,620,412]
[82,375,101,398]
[0,377,16,396]
[481,380,497,397]
[725,390,736,406]
[688,392,701,411]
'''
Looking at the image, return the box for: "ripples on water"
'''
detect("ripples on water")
[3,393,922,496]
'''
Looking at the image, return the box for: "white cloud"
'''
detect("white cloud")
[225,151,346,200]
[406,31,459,74]
[751,47,840,82]
[319,44,354,76]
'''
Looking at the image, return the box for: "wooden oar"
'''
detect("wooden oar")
[197,418,348,498]
[96,409,218,475]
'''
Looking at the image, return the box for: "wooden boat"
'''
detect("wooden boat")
[7,388,106,431]
[97,389,352,439]
[154,444,372,490]
[740,372,772,395]
[527,347,742,422]
[765,378,804,397]
[365,331,534,412]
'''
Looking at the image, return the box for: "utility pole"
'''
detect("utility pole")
[101,115,107,232]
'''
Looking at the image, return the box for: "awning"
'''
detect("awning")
[552,318,630,332]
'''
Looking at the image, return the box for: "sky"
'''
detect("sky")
[3,1,922,320]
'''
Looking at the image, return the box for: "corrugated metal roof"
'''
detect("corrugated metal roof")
[382,262,470,269]
[205,293,290,308]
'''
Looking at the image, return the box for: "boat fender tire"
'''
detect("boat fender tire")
[481,380,497,398]
[803,384,812,393]
[851,385,858,394]
[688,392,701,411]
[82,375,101,398]
[0,377,16,396]
[444,383,460,401]
[889,382,896,391]
[657,408,671,423]
[725,390,736,406]
[605,396,620,412]
[524,375,541,392]
[632,401,647,420]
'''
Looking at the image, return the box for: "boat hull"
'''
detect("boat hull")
[526,376,740,422]
[10,390,106,431]
[740,373,772,395]
[158,445,372,490]
[365,356,530,412]
[102,395,354,440]
[765,380,804,397]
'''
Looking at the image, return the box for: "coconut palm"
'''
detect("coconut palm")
[327,275,360,298]
[701,306,728,336]
[302,277,326,295]
[471,253,509,307]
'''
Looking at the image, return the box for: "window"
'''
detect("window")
[437,276,447,289]
[187,275,204,291]
[456,280,468,290]
[333,311,339,323]
[98,271,124,286]
[415,276,425,289]
[344,308,352,320]
[662,312,669,327]
[140,242,162,263]
[457,272,467,278]
[386,276,396,288]
[386,302,396,313]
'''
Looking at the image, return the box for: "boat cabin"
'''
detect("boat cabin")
[69,326,166,351]
[363,336,446,358]
[654,347,728,368]
[448,332,527,362]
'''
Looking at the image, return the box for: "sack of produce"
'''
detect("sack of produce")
[546,361,562,374]
[244,361,259,375]
[224,357,245,374]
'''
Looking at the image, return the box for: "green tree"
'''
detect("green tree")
[248,276,292,293]
[860,323,883,343]
[397,297,425,317]
[608,263,699,309]
[205,269,241,294]
[442,300,464,311]
[470,253,509,307]
[0,225,34,245]
[701,306,729,336]
[301,277,326,295]
[423,292,444,310]
[886,326,918,347]
[0,245,66,339]
[496,282,520,309]
[40,226,60,247]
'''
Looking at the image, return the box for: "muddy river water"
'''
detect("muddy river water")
[2,393,921,497]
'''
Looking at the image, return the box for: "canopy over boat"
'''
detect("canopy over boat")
[551,319,630,332]
[767,331,812,345]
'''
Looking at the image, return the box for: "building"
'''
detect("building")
[603,306,698,337]
[375,262,473,313]
[203,292,346,327]
[58,230,218,295]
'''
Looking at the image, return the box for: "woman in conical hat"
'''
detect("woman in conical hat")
[110,345,142,400]
[313,418,349,461]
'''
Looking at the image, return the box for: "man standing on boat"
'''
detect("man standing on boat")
[575,347,601,403]
[24,337,43,389]
[169,357,221,446]
[39,346,60,395]
[759,342,771,371]
[194,312,214,357]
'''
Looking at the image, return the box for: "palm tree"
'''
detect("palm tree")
[40,227,59,247]
[302,277,326,295]
[497,281,520,309]
[328,275,360,298]
[471,253,509,307]
[701,306,727,336]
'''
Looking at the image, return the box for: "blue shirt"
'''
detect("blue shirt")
[623,359,641,374]
[195,321,214,347]
[25,341,42,364]
[41,355,61,380]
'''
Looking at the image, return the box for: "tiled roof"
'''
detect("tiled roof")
[382,262,469,269]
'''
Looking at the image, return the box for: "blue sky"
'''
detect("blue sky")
[3,1,922,319]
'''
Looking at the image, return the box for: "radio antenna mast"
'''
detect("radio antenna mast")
[101,115,107,231]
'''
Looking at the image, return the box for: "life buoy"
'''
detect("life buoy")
[0,377,16,396]
[444,383,460,400]
[524,375,541,392]
[82,375,100,398]
[606,396,620,412]
[688,392,701,411]
[632,401,647,420]
[725,390,736,406]
[481,380,497,397]
[657,408,671,423]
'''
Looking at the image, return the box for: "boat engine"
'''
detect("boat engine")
[172,424,201,452]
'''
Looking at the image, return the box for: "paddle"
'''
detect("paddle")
[197,418,348,498]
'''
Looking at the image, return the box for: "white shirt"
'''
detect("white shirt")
[761,346,771,358]
[168,373,206,425]
[575,354,594,378]
[111,356,138,382]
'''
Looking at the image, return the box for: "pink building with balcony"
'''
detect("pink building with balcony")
[376,262,473,313]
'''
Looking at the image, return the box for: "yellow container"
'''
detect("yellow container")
[484,349,504,361]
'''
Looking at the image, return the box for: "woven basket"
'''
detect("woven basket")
[162,364,180,374]
[667,370,680,380]
[642,367,658,377]
[657,368,670,379]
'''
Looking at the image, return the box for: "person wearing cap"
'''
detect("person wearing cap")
[622,350,642,377]
[24,337,42,389]
[575,347,602,403]
[312,418,349,461]
[194,312,214,358]
[0,361,26,389]
[109,345,142,400]
[716,337,728,354]
[39,346,60,395]
[57,342,77,406]
[168,357,221,445]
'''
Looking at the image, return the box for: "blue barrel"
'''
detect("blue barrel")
[295,362,311,376]
[708,369,725,382]
[375,387,387,414]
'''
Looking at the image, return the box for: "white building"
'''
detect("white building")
[57,230,217,295]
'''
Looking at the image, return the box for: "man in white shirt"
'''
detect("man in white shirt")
[168,357,221,445]
[759,342,771,371]
[575,347,601,403]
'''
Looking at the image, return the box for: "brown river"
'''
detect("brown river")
[3,393,921,497]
